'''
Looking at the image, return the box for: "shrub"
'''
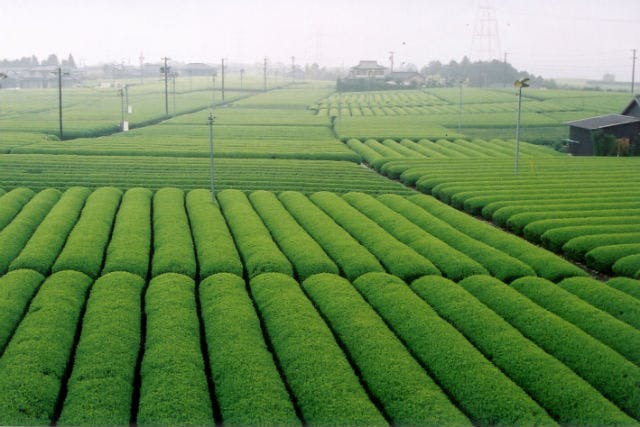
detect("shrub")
[0,269,45,352]
[199,273,300,426]
[0,271,93,426]
[311,191,440,281]
[607,277,640,300]
[58,272,144,426]
[460,275,640,419]
[344,192,486,280]
[102,188,152,278]
[217,189,293,279]
[249,272,386,426]
[511,276,640,366]
[523,216,640,243]
[278,191,383,281]
[302,273,471,426]
[0,187,34,230]
[138,273,214,426]
[585,243,640,273]
[541,225,639,252]
[562,233,640,261]
[0,188,61,274]
[353,272,553,426]
[557,276,640,330]
[186,189,243,278]
[411,275,634,426]
[9,187,91,275]
[249,191,338,281]
[151,188,197,279]
[408,194,585,281]
[378,194,534,282]
[612,254,640,278]
[52,187,122,278]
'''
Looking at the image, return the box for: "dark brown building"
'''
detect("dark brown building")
[621,95,640,118]
[566,114,640,155]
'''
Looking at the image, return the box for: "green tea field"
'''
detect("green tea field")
[0,82,639,426]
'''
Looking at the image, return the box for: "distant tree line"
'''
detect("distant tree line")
[0,54,76,69]
[421,56,557,89]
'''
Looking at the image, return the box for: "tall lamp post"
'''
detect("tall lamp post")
[0,73,6,143]
[514,78,530,175]
[208,111,216,203]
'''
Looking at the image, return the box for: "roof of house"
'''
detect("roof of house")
[565,114,640,130]
[621,95,640,116]
[352,60,386,70]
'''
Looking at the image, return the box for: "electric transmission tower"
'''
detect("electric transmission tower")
[470,0,502,61]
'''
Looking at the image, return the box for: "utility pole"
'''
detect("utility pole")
[139,52,144,84]
[207,112,216,203]
[212,72,216,103]
[240,68,245,90]
[161,57,170,115]
[221,58,225,101]
[632,49,637,94]
[171,73,176,113]
[57,67,63,140]
[263,56,268,91]
[514,78,530,175]
[389,51,395,73]
[120,84,129,131]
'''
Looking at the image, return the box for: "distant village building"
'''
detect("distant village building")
[0,66,81,89]
[182,63,215,76]
[566,100,640,156]
[349,60,387,79]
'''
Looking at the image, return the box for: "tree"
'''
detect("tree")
[42,54,59,66]
[61,54,77,69]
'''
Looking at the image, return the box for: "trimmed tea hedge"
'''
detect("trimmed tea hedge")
[250,190,338,281]
[199,273,300,426]
[607,277,640,300]
[586,244,640,273]
[558,277,640,330]
[52,187,122,278]
[352,272,554,426]
[410,275,635,426]
[249,272,387,426]
[0,269,45,352]
[186,189,243,278]
[0,271,93,426]
[612,254,640,278]
[278,191,384,281]
[408,194,586,281]
[302,273,471,426]
[9,187,90,275]
[58,272,144,426]
[0,188,61,274]
[0,187,34,230]
[378,194,534,281]
[138,273,214,426]
[151,188,196,279]
[460,275,640,420]
[311,191,440,281]
[511,276,640,366]
[344,192,487,281]
[102,188,152,278]
[218,190,293,279]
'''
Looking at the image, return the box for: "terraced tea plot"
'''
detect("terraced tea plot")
[376,157,640,277]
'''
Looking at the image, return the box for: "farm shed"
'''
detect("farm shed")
[621,95,640,118]
[565,115,640,156]
[387,71,425,87]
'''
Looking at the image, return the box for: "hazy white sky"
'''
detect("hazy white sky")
[1,0,638,80]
